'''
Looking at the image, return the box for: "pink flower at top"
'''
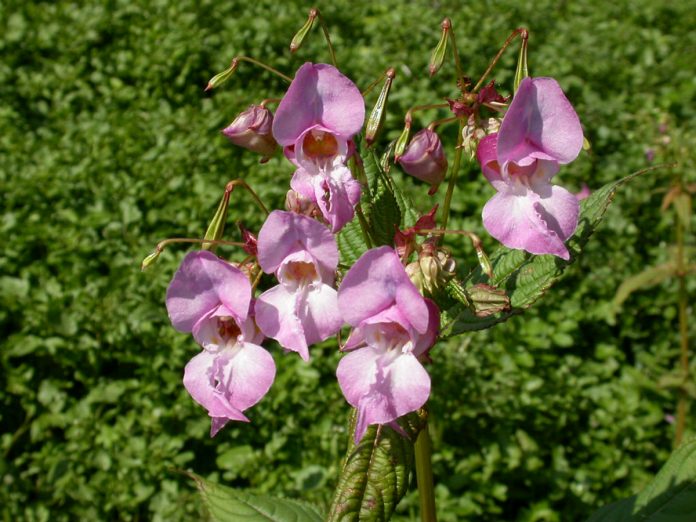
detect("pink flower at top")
[272,63,365,232]
[397,129,448,194]
[254,210,343,361]
[476,77,584,260]
[166,251,276,436]
[336,246,439,443]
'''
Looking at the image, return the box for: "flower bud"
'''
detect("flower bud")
[462,117,500,159]
[467,283,510,317]
[405,261,426,294]
[429,18,449,77]
[397,129,448,193]
[222,105,277,158]
[419,250,456,296]
[365,68,395,147]
[290,8,317,53]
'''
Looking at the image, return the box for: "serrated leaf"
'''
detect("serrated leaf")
[441,169,651,337]
[337,217,369,267]
[187,472,323,522]
[586,438,696,521]
[326,410,427,522]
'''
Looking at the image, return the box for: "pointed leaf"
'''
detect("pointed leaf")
[337,217,369,267]
[188,472,323,522]
[610,263,676,320]
[586,438,696,521]
[326,410,427,522]
[441,168,654,337]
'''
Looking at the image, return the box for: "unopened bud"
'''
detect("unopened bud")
[405,261,426,294]
[415,250,456,297]
[513,29,529,93]
[397,129,448,194]
[290,8,317,53]
[429,19,450,77]
[467,284,510,317]
[205,59,239,91]
[222,105,278,159]
[393,124,411,162]
[462,117,500,159]
[202,183,234,251]
[365,68,395,147]
[141,249,161,271]
[285,189,319,217]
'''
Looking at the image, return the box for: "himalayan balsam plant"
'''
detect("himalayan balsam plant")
[142,9,692,522]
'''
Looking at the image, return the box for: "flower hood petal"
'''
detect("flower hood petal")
[272,63,365,146]
[497,77,583,167]
[255,284,310,361]
[166,251,251,332]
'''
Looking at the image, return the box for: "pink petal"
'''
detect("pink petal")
[272,63,365,146]
[183,349,250,426]
[314,165,361,233]
[476,133,507,192]
[257,210,338,283]
[398,129,448,186]
[166,251,251,333]
[303,283,344,345]
[482,183,579,260]
[290,168,317,201]
[223,342,276,412]
[337,348,431,443]
[338,247,429,333]
[498,77,583,167]
[255,285,309,361]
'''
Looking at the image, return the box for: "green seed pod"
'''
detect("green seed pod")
[365,68,396,147]
[429,19,450,77]
[290,8,317,53]
[205,59,239,91]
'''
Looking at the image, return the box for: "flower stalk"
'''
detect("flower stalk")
[415,423,437,522]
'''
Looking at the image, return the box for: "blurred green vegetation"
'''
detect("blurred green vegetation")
[1,0,695,520]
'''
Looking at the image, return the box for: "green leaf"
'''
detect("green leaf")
[610,263,676,322]
[441,169,651,337]
[326,410,427,522]
[187,472,323,522]
[337,217,369,267]
[586,438,696,521]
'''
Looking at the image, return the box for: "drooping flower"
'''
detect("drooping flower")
[222,105,278,159]
[476,77,584,260]
[397,129,448,194]
[272,62,365,232]
[166,251,276,436]
[254,210,343,361]
[336,246,439,442]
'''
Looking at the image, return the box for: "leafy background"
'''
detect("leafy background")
[1,0,694,520]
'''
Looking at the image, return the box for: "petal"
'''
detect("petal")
[183,350,249,425]
[302,283,343,345]
[476,133,507,192]
[290,168,316,201]
[314,165,361,233]
[339,246,429,333]
[337,348,431,443]
[498,77,583,167]
[224,342,276,412]
[257,210,338,281]
[482,183,579,260]
[412,298,440,357]
[273,63,365,146]
[166,251,251,332]
[255,285,309,361]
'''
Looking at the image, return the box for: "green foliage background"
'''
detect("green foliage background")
[1,0,695,520]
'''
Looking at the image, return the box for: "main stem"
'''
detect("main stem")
[440,119,465,231]
[674,185,690,447]
[415,424,437,522]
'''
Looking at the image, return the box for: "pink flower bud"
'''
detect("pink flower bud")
[222,105,278,158]
[397,129,448,193]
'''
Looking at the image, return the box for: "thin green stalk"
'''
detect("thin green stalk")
[444,19,464,81]
[440,119,465,231]
[235,56,292,83]
[415,425,437,522]
[226,179,270,215]
[472,28,526,93]
[315,9,338,68]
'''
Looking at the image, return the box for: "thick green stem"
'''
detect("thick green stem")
[415,425,437,522]
[440,120,465,231]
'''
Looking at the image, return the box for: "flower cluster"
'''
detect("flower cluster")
[161,57,585,441]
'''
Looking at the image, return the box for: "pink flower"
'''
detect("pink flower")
[575,184,591,201]
[336,247,439,443]
[272,63,365,232]
[476,77,584,260]
[222,105,278,159]
[254,210,343,361]
[398,129,448,194]
[166,251,276,436]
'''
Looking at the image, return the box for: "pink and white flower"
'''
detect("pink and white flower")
[336,246,439,442]
[476,77,584,260]
[166,251,276,436]
[222,104,278,159]
[254,210,343,361]
[272,63,365,232]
